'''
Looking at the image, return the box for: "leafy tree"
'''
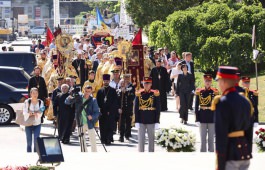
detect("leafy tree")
[149,2,265,73]
[125,0,201,27]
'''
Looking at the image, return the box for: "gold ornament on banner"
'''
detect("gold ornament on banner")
[118,40,132,61]
[55,33,74,56]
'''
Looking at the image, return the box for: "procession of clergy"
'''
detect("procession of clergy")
[30,32,259,169]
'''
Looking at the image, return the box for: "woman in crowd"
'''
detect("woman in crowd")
[170,62,183,112]
[23,88,45,152]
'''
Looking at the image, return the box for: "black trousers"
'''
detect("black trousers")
[189,93,194,109]
[99,112,115,143]
[179,92,190,121]
[119,109,132,139]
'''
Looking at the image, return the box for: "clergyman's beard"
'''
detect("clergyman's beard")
[104,83,109,87]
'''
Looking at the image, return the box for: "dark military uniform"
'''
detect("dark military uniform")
[244,89,259,123]
[213,67,253,170]
[117,83,135,141]
[134,89,161,124]
[96,83,119,145]
[134,83,161,152]
[195,86,218,152]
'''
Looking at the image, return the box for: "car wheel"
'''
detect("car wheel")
[0,105,14,125]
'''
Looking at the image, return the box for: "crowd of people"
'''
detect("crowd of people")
[19,32,260,169]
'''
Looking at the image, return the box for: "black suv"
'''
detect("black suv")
[0,66,30,89]
[0,81,28,125]
[0,52,37,75]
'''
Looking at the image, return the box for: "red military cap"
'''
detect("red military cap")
[203,74,212,81]
[216,66,238,80]
[142,77,152,83]
[241,76,250,82]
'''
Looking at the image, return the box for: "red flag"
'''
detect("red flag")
[46,27,54,47]
[132,28,142,45]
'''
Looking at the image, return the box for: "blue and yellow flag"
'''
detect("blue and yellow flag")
[96,7,108,30]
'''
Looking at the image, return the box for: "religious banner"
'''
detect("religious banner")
[127,44,144,90]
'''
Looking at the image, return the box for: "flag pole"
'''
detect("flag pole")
[252,25,258,90]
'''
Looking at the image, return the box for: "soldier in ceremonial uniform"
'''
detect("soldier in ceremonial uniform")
[241,76,259,127]
[96,74,119,145]
[195,74,218,152]
[235,72,245,93]
[52,76,64,119]
[212,66,253,170]
[134,77,160,152]
[117,74,135,142]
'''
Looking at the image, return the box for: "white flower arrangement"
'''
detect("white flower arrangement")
[254,128,265,152]
[156,126,196,152]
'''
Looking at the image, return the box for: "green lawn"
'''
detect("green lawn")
[195,71,265,123]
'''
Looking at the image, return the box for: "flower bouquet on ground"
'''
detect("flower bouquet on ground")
[155,126,196,152]
[254,127,265,152]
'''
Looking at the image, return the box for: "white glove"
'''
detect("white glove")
[135,123,140,129]
[118,109,122,114]
[196,122,200,126]
[155,123,160,130]
[254,122,259,128]
[191,90,195,94]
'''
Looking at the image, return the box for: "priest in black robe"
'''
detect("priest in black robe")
[53,84,75,144]
[150,59,171,111]
[96,74,119,145]
[72,53,88,87]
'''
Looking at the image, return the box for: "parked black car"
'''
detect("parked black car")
[0,81,28,125]
[0,66,30,89]
[0,52,37,75]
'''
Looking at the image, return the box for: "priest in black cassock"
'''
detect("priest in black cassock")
[53,84,75,144]
[72,53,88,87]
[150,59,171,111]
[96,74,119,145]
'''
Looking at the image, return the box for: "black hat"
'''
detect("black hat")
[111,66,121,73]
[216,66,238,80]
[103,74,111,81]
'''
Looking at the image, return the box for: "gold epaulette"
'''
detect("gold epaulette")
[251,90,258,96]
[239,93,254,116]
[195,88,202,95]
[151,89,160,96]
[211,87,219,95]
[211,95,221,111]
[135,89,144,97]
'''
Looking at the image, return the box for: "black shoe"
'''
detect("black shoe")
[106,140,111,145]
[119,137,124,142]
[125,137,129,141]
[184,121,187,125]
[189,108,193,110]
[62,140,70,144]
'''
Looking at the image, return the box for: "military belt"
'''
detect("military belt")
[200,106,211,110]
[228,131,244,138]
[139,107,156,111]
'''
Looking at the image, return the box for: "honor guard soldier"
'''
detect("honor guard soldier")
[195,74,218,152]
[235,72,245,93]
[117,74,135,142]
[134,77,161,152]
[241,76,259,127]
[212,66,253,170]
